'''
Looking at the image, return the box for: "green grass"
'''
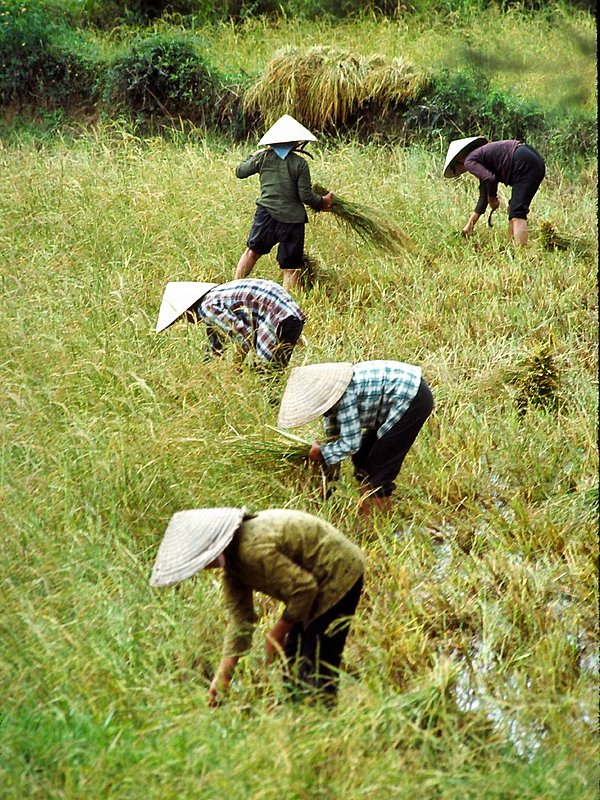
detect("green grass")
[0,11,598,799]
[142,6,596,113]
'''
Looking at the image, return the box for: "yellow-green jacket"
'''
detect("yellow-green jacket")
[222,509,365,657]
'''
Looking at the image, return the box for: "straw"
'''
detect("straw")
[312,183,415,253]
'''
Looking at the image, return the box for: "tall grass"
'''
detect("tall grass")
[0,17,597,798]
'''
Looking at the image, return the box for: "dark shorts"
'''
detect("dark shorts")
[508,144,546,220]
[247,205,305,269]
[352,378,434,497]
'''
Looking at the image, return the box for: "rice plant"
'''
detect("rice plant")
[0,9,597,798]
[312,182,415,253]
[243,45,425,129]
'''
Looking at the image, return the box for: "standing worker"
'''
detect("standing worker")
[443,136,545,247]
[155,278,306,368]
[149,507,365,707]
[277,360,434,519]
[234,114,333,291]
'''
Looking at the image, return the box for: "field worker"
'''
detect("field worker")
[277,361,434,519]
[234,114,333,291]
[150,507,365,707]
[443,136,546,247]
[155,278,306,368]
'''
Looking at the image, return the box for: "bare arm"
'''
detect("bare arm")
[265,618,294,664]
[462,211,481,237]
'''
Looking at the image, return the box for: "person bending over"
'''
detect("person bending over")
[150,507,365,707]
[277,360,434,519]
[155,278,306,368]
[443,136,545,247]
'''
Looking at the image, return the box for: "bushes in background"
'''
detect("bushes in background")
[404,69,547,143]
[0,8,595,158]
[401,68,596,160]
[103,33,254,134]
[66,0,598,26]
[0,0,100,108]
[104,34,219,119]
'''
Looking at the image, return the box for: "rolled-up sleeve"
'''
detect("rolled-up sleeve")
[222,574,257,657]
[320,387,362,465]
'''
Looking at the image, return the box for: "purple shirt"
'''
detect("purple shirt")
[464,140,522,214]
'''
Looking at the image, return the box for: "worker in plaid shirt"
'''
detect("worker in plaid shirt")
[188,278,306,367]
[278,361,434,518]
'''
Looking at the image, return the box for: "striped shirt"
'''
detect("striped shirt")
[321,360,422,466]
[195,279,306,362]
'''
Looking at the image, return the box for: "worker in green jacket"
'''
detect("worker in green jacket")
[150,507,364,707]
[234,114,332,291]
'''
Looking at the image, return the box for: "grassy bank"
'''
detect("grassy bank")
[0,121,597,797]
[1,4,596,159]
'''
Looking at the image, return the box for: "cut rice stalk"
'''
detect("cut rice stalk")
[313,183,415,253]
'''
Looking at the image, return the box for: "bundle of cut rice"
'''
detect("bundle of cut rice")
[232,426,311,466]
[507,341,560,414]
[313,183,414,253]
[230,426,339,499]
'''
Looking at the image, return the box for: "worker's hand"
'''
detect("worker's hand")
[462,222,474,237]
[208,674,229,708]
[321,191,333,211]
[308,442,325,464]
[208,656,237,708]
[488,196,500,210]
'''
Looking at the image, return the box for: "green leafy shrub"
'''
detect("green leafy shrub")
[401,68,596,159]
[0,0,99,108]
[104,34,221,121]
[404,69,546,143]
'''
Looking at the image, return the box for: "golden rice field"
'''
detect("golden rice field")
[0,7,597,799]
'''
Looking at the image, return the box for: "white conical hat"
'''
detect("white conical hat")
[149,507,247,587]
[443,136,488,177]
[155,281,217,333]
[277,362,354,428]
[258,114,317,146]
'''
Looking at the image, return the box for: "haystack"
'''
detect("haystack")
[244,45,425,130]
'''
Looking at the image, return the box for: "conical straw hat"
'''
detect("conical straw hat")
[277,362,354,428]
[258,114,317,147]
[155,281,217,333]
[443,136,488,177]
[149,507,246,587]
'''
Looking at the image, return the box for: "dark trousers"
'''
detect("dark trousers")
[352,378,434,497]
[283,576,363,704]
